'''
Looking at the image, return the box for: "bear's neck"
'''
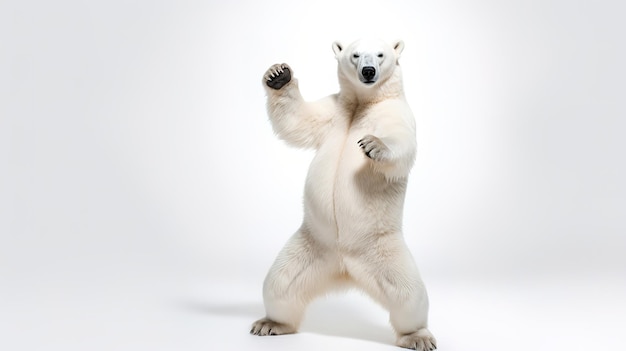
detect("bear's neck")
[337,68,405,107]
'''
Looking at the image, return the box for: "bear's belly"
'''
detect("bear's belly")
[303,130,406,245]
[302,134,345,241]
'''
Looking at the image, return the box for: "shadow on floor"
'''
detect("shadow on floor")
[177,297,394,346]
[177,300,264,318]
[300,298,395,345]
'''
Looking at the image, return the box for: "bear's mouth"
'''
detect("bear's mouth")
[360,78,377,85]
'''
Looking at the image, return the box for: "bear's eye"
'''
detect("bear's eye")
[377,53,384,58]
[353,54,360,59]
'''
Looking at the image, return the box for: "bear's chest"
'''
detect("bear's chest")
[304,115,378,198]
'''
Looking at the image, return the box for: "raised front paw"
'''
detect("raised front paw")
[264,63,292,90]
[358,135,390,161]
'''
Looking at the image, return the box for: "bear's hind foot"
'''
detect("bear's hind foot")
[250,317,297,336]
[396,328,437,350]
[264,63,292,90]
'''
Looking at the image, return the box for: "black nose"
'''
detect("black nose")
[362,66,376,80]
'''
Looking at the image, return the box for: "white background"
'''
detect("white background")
[1,0,625,350]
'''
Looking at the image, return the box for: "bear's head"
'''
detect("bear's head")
[332,38,405,90]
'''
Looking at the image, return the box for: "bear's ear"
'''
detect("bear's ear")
[393,40,405,56]
[332,41,344,58]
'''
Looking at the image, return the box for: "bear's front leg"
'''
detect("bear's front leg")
[264,63,292,90]
[358,135,390,161]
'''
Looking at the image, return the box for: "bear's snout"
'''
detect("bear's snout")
[362,66,376,80]
[361,66,376,83]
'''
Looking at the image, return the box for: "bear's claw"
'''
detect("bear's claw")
[358,135,389,161]
[265,63,292,90]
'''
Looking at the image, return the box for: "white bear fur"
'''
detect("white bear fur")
[251,38,436,350]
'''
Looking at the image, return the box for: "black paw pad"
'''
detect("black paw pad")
[266,66,291,90]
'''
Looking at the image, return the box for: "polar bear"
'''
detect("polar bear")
[250,38,436,350]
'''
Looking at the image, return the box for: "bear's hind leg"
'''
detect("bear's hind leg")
[348,235,436,350]
[251,228,338,336]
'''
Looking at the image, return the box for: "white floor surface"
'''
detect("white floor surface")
[3,269,624,351]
